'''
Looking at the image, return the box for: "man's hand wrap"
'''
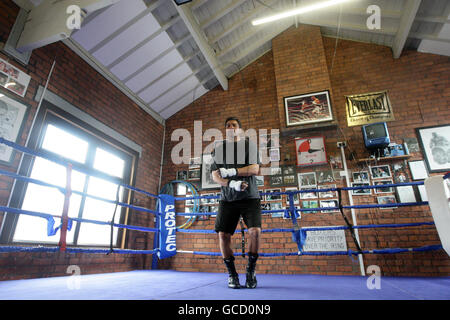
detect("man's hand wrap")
[219,168,237,178]
[228,180,243,192]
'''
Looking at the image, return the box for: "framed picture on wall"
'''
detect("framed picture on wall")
[284,90,333,126]
[408,160,429,180]
[0,92,29,166]
[295,136,327,166]
[416,124,450,173]
[369,165,392,179]
[200,154,220,189]
[396,185,416,203]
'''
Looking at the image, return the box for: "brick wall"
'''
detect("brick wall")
[159,26,450,276]
[0,1,164,280]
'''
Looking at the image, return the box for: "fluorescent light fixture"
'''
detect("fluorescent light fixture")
[5,81,16,88]
[173,0,193,5]
[252,0,353,26]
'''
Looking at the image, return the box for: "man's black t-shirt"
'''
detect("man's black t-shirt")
[210,138,260,202]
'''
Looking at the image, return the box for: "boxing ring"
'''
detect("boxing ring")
[0,136,449,300]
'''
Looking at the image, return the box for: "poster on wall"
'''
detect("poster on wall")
[295,136,327,166]
[416,124,450,173]
[345,90,394,127]
[284,90,333,126]
[0,93,29,165]
[0,58,31,97]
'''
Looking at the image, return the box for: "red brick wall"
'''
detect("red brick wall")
[159,26,450,276]
[0,1,164,280]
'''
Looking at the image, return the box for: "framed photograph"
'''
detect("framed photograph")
[283,174,296,186]
[200,193,212,205]
[200,154,220,189]
[416,124,450,173]
[270,167,282,175]
[329,152,343,169]
[269,148,280,162]
[176,170,188,181]
[261,202,271,212]
[185,194,195,206]
[188,169,200,180]
[255,175,264,187]
[210,206,218,217]
[215,192,221,204]
[352,171,369,182]
[377,195,397,209]
[318,184,337,198]
[0,58,31,97]
[369,165,392,179]
[270,202,284,218]
[295,136,327,166]
[403,137,420,153]
[284,187,299,204]
[408,160,429,180]
[299,188,318,199]
[417,185,428,202]
[189,157,201,169]
[259,132,279,149]
[284,90,333,126]
[269,175,283,187]
[265,188,282,201]
[351,182,371,195]
[302,200,319,214]
[298,172,317,188]
[282,165,295,176]
[373,179,394,194]
[317,170,335,183]
[320,199,339,213]
[0,93,30,165]
[396,185,416,203]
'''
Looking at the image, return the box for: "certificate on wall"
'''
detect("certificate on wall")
[295,136,327,166]
[0,58,31,97]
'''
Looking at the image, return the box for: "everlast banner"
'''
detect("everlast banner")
[345,91,395,127]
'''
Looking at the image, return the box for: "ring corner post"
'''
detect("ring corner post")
[156,194,177,260]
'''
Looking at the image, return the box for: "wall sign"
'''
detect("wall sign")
[302,227,347,252]
[345,90,394,127]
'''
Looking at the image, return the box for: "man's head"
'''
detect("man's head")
[224,117,242,141]
[225,117,241,129]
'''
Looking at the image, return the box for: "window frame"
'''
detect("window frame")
[0,100,139,248]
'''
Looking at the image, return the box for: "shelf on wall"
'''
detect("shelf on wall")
[357,155,411,163]
[280,121,338,137]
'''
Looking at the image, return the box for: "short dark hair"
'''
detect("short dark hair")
[225,117,241,128]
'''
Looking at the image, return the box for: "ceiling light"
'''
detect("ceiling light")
[173,0,193,5]
[252,0,354,26]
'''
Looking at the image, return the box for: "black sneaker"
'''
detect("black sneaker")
[245,271,257,289]
[228,274,241,289]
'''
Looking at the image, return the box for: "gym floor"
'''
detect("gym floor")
[0,270,449,300]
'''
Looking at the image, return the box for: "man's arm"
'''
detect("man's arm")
[236,164,259,176]
[212,169,230,187]
[212,170,248,191]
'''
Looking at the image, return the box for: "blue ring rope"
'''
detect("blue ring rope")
[1,137,447,256]
[0,206,157,234]
[0,137,159,199]
[0,168,159,216]
[178,244,442,257]
[176,221,434,234]
[0,245,157,254]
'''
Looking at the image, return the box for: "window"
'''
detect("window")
[1,102,138,247]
